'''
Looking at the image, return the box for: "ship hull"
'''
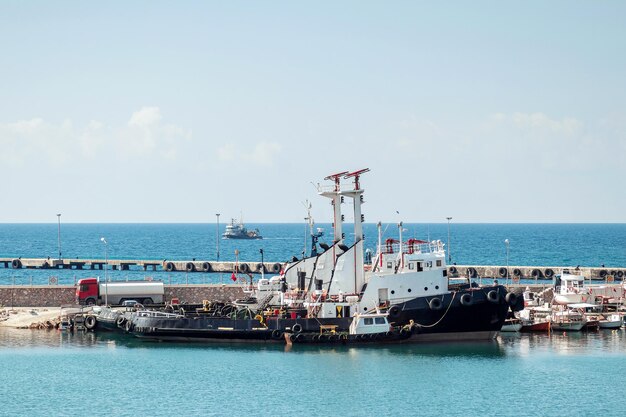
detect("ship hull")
[128,285,511,344]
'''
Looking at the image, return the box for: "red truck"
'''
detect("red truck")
[76,277,165,305]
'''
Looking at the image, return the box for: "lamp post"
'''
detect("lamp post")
[216,213,220,261]
[57,214,62,260]
[504,239,510,285]
[259,248,264,279]
[446,217,452,264]
[101,237,108,306]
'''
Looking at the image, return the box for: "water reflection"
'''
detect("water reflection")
[2,328,624,358]
[498,329,626,356]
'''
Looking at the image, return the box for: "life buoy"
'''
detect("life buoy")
[487,290,500,303]
[271,263,281,273]
[185,262,195,272]
[254,314,264,324]
[116,316,126,327]
[292,323,302,333]
[531,269,542,279]
[460,293,472,306]
[429,297,443,310]
[165,262,175,272]
[84,315,97,330]
[239,263,250,273]
[544,268,554,278]
[201,262,211,272]
[498,267,508,278]
[505,292,518,306]
[449,266,458,274]
[513,268,522,277]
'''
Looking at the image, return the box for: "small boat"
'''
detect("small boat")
[501,317,522,332]
[550,307,586,331]
[223,218,262,239]
[598,314,623,329]
[552,271,593,305]
[519,306,551,332]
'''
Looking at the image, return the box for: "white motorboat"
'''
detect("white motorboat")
[598,314,623,329]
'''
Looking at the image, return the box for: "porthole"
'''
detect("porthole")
[424,287,428,291]
[408,288,412,293]
[435,285,439,290]
[391,290,395,295]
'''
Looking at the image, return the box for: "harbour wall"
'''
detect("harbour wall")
[0,285,246,308]
[0,284,551,308]
[2,258,625,280]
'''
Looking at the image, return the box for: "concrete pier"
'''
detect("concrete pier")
[1,257,624,280]
[0,257,284,274]
[447,264,625,281]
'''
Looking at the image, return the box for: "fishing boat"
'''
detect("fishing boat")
[519,306,551,332]
[552,271,593,305]
[128,169,521,344]
[223,218,262,239]
[550,307,586,331]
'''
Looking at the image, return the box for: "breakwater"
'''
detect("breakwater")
[0,257,283,274]
[3,257,625,280]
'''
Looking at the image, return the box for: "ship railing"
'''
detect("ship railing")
[316,183,358,193]
[378,241,445,255]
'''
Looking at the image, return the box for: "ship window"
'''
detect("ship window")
[375,317,386,324]
[390,290,395,295]
[387,262,393,269]
[426,261,432,268]
[436,260,442,267]
[408,288,412,293]
[417,262,423,272]
[408,263,414,270]
[443,270,447,277]
[364,318,373,325]
[424,287,428,291]
[435,285,439,290]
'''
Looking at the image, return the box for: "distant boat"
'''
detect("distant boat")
[223,218,262,240]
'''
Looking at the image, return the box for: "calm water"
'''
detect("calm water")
[0,329,625,416]
[1,223,625,285]
[1,224,626,416]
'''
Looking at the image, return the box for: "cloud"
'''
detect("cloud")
[128,106,162,128]
[245,141,282,166]
[216,141,282,167]
[0,107,192,166]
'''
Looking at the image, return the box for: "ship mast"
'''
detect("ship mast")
[320,171,348,247]
[342,168,370,292]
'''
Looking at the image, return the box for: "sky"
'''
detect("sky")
[1,1,625,223]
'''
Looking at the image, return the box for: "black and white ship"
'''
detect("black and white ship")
[128,169,522,344]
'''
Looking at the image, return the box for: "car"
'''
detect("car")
[122,300,139,307]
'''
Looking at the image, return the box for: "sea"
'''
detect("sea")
[1,223,626,416]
